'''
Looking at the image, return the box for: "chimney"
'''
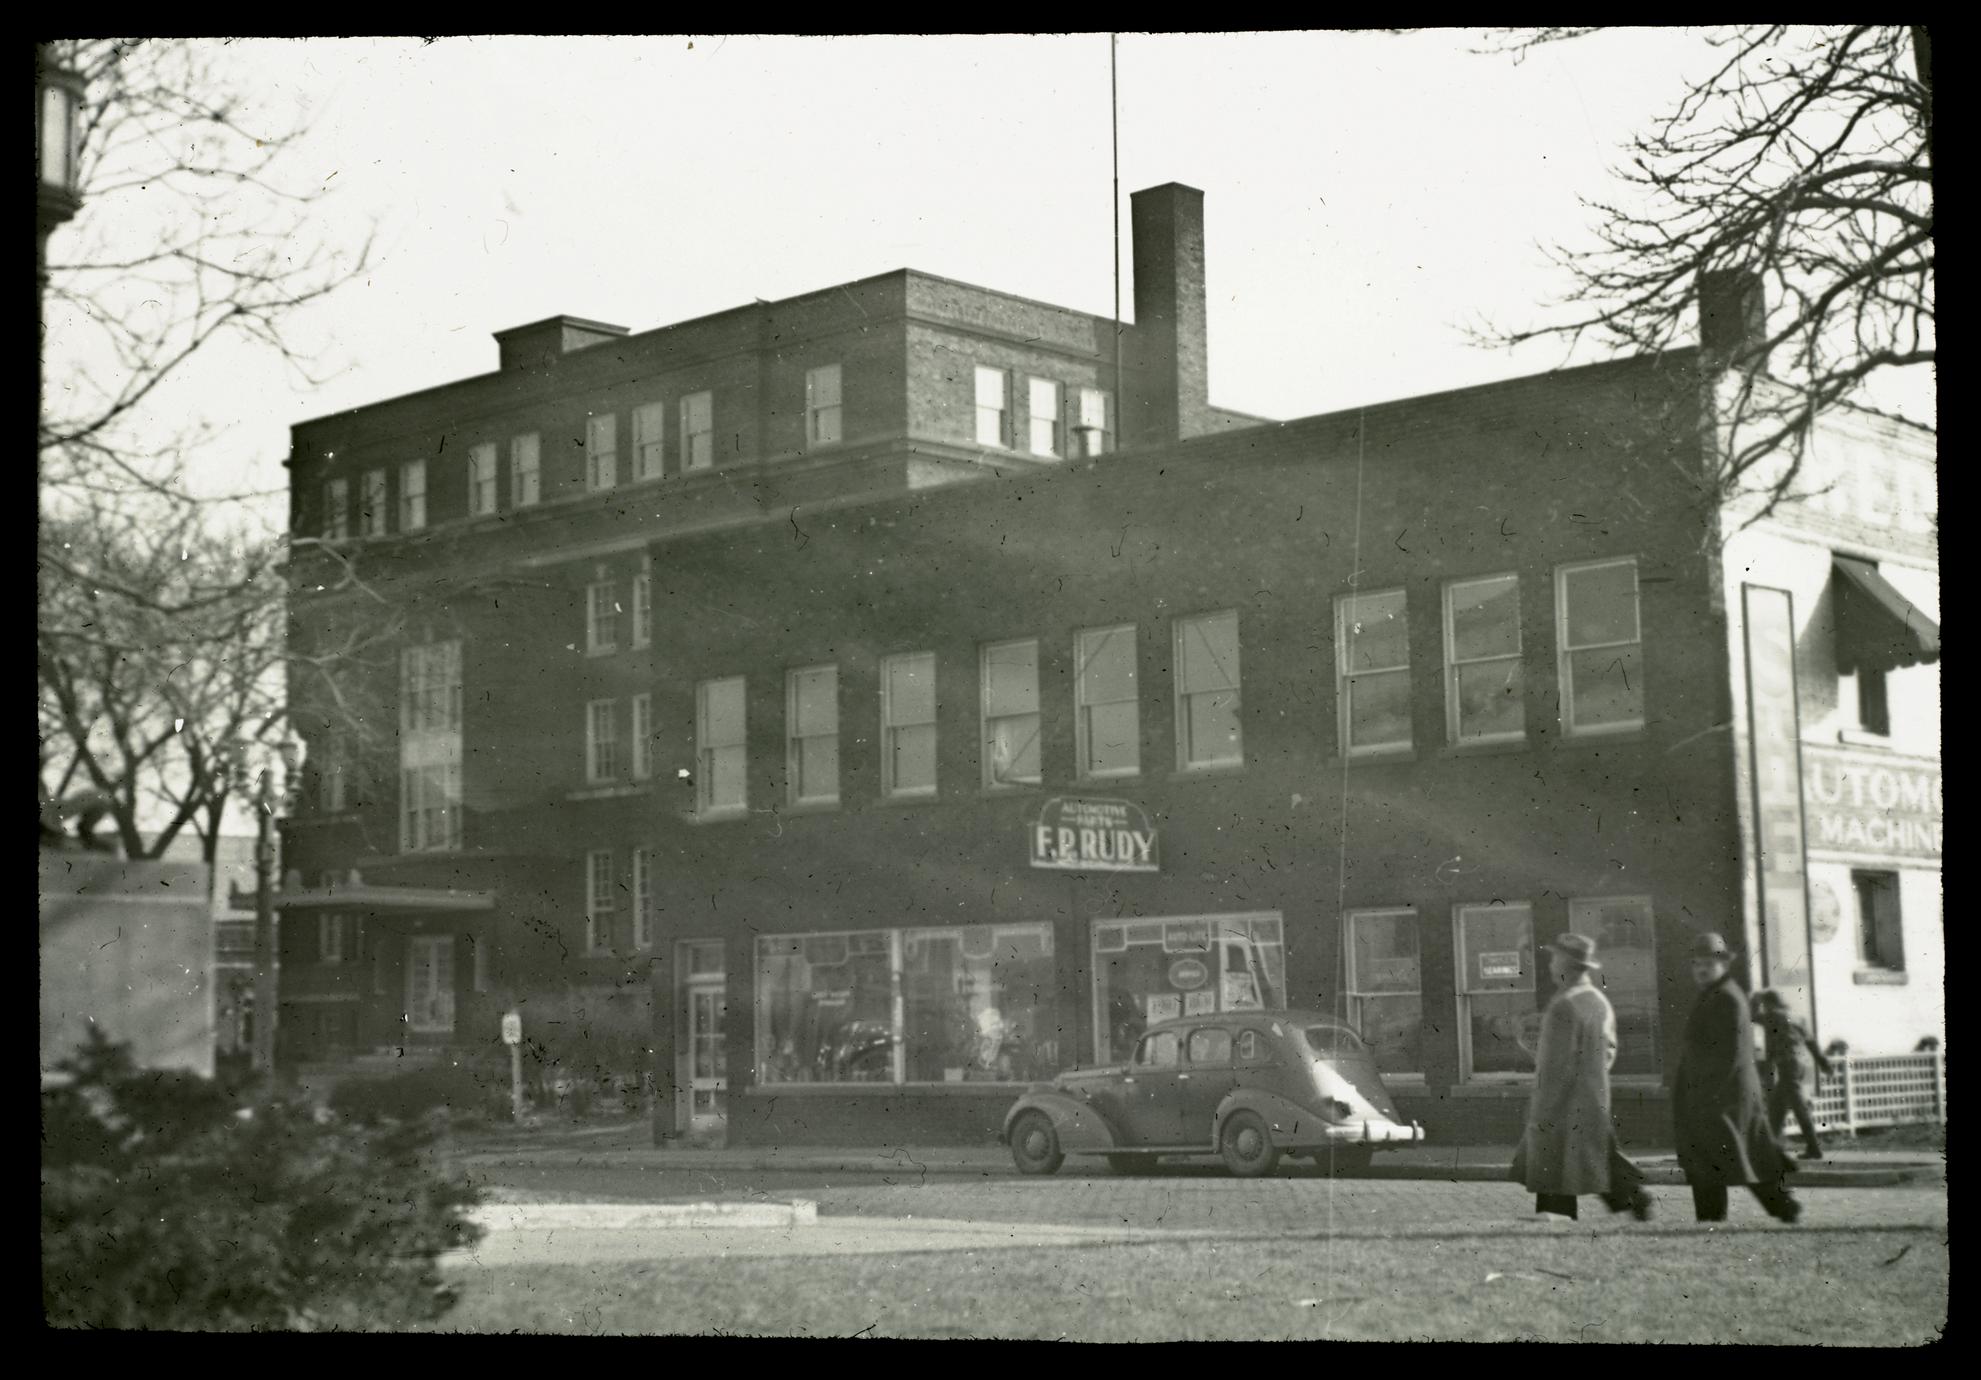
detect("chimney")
[1698,269,1768,372]
[493,315,630,372]
[1123,183,1211,449]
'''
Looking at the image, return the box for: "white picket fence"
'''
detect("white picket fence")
[1810,1050,1946,1135]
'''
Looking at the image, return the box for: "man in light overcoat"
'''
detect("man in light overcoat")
[1512,933,1652,1222]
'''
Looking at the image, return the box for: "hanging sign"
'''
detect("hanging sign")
[1029,797,1160,873]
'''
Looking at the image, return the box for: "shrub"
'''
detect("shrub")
[327,1052,510,1126]
[42,1030,482,1332]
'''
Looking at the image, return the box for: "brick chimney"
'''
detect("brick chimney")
[1122,183,1212,449]
[493,315,630,372]
[1698,269,1768,372]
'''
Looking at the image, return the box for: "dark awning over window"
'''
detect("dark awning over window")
[1834,556,1940,674]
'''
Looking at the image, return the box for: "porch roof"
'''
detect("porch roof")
[228,881,495,915]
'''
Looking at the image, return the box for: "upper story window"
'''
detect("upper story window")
[586,579,621,656]
[1027,377,1062,458]
[318,915,360,965]
[585,698,620,783]
[881,652,938,798]
[786,665,840,806]
[1557,557,1644,737]
[975,366,1010,448]
[586,413,618,492]
[632,401,665,482]
[400,640,462,735]
[399,460,427,532]
[511,433,541,508]
[1175,611,1242,770]
[1074,387,1112,458]
[806,364,843,449]
[585,849,615,955]
[1336,589,1411,757]
[631,572,652,649]
[398,640,462,854]
[631,692,653,782]
[696,676,747,815]
[1444,573,1524,745]
[468,443,498,517]
[982,638,1042,788]
[321,478,349,541]
[361,468,387,538]
[681,391,714,471]
[1075,625,1139,778]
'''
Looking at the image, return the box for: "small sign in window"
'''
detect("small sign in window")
[1479,951,1523,981]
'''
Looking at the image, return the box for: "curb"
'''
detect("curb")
[469,1199,818,1232]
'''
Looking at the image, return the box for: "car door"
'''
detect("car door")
[1179,1026,1239,1147]
[1113,1029,1187,1146]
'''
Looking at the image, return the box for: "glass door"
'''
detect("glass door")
[405,935,456,1035]
[676,941,727,1134]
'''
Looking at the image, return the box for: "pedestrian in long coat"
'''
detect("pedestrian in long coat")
[1511,933,1652,1222]
[1671,933,1800,1223]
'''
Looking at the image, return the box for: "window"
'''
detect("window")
[317,746,348,813]
[1076,625,1139,778]
[318,915,358,965]
[361,468,387,537]
[632,848,653,950]
[1137,1031,1183,1068]
[981,639,1041,788]
[1566,896,1661,1076]
[680,391,714,471]
[974,366,1010,448]
[399,460,427,532]
[1027,377,1062,458]
[1444,573,1525,744]
[1336,590,1412,756]
[586,698,620,783]
[1074,386,1112,458]
[806,364,843,448]
[1175,611,1242,769]
[631,572,652,649]
[400,641,463,735]
[881,652,937,797]
[586,579,621,656]
[757,924,1057,1085]
[468,443,497,517]
[787,665,840,805]
[1343,909,1422,1078]
[511,433,541,507]
[1853,871,1904,971]
[1454,902,1536,1079]
[696,676,746,814]
[470,931,490,992]
[632,401,665,482]
[322,478,349,540]
[1092,916,1285,1064]
[399,761,462,853]
[1557,557,1644,736]
[631,693,653,781]
[1855,668,1891,737]
[586,413,618,492]
[585,850,615,954]
[1188,1027,1234,1066]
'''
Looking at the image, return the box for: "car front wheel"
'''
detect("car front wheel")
[1009,1110,1065,1175]
[1220,1110,1280,1178]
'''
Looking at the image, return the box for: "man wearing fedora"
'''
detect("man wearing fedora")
[1672,932,1801,1224]
[1511,933,1654,1222]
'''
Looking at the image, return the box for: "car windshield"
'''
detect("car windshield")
[1303,1024,1364,1057]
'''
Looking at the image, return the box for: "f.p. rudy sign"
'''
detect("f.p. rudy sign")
[1029,797,1160,873]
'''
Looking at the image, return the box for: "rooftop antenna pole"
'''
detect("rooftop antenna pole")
[1111,32,1121,453]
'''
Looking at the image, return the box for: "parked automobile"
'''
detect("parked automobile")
[1000,1010,1424,1177]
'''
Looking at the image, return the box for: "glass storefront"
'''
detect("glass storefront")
[1091,913,1286,1065]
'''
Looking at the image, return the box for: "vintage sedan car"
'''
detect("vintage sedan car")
[1000,1010,1424,1177]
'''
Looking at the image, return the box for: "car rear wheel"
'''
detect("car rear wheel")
[1009,1111,1065,1175]
[1220,1110,1280,1178]
[1107,1153,1158,1176]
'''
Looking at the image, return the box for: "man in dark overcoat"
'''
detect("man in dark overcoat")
[1511,933,1653,1222]
[1672,933,1801,1223]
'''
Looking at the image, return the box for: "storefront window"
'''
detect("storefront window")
[1454,902,1537,1078]
[1091,914,1286,1064]
[1568,896,1661,1076]
[1343,908,1423,1077]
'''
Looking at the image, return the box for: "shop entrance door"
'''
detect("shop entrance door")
[405,935,456,1036]
[676,941,728,1135]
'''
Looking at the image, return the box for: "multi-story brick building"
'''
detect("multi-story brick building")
[272,182,1939,1146]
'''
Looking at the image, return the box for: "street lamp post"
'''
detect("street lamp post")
[38,43,84,524]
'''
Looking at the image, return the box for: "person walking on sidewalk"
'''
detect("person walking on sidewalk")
[1752,989,1834,1161]
[1511,934,1654,1223]
[1672,934,1801,1224]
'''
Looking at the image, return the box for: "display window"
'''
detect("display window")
[1090,913,1285,1064]
[1343,908,1423,1077]
[1454,901,1537,1078]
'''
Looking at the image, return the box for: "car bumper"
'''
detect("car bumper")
[1317,1118,1425,1148]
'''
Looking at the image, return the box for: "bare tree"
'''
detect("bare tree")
[1475,26,1933,520]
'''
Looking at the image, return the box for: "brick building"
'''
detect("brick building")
[273,183,1940,1145]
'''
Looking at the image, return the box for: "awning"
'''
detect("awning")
[1834,557,1939,674]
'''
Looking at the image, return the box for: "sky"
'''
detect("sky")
[48,30,1935,523]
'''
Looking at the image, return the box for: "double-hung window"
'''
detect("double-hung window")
[1076,625,1139,778]
[975,367,1010,448]
[631,572,652,649]
[399,460,427,532]
[1343,909,1423,1078]
[1074,386,1112,458]
[786,665,840,805]
[586,413,618,492]
[1336,590,1412,756]
[1174,611,1242,770]
[1444,573,1525,745]
[1027,377,1062,458]
[631,693,653,781]
[585,849,615,954]
[585,699,620,783]
[1556,557,1644,737]
[696,676,747,814]
[322,478,349,540]
[881,652,938,797]
[632,401,665,482]
[361,468,388,537]
[468,443,497,517]
[632,848,653,950]
[680,391,714,471]
[981,639,1041,788]
[511,433,541,507]
[398,641,462,853]
[586,579,621,656]
[1454,901,1535,1079]
[806,364,843,448]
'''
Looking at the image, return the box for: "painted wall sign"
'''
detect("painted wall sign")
[1803,746,1942,864]
[1167,957,1209,991]
[1030,797,1160,873]
[1479,952,1522,981]
[1743,586,1814,1025]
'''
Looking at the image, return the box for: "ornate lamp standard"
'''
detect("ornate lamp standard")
[38,43,83,518]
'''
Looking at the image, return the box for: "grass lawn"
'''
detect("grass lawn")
[425,1227,1947,1343]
